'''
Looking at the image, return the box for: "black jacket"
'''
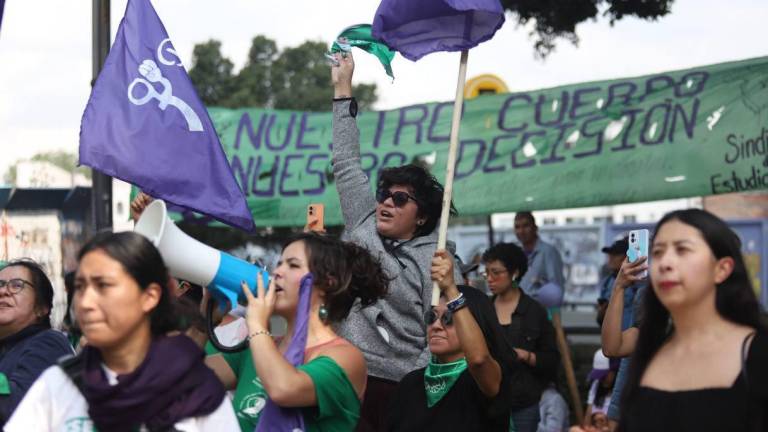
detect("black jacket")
[494,291,560,409]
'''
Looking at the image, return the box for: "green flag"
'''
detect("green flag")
[330,24,396,79]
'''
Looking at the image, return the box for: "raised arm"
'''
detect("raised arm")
[331,51,377,230]
[432,250,501,398]
[601,257,645,357]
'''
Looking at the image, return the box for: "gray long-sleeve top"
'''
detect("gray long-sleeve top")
[332,99,460,382]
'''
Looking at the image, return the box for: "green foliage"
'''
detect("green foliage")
[189,36,378,111]
[501,0,673,57]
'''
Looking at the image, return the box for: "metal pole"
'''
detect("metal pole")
[91,0,112,232]
[487,214,495,247]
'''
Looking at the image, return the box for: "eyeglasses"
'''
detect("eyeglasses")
[0,279,34,294]
[424,308,453,327]
[376,188,419,208]
[481,268,509,279]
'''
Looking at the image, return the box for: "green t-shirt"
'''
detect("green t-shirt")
[209,344,360,432]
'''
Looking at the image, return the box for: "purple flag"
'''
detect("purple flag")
[79,0,254,231]
[0,0,5,35]
[256,274,312,432]
[372,0,505,61]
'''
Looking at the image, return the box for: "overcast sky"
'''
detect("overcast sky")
[0,0,765,178]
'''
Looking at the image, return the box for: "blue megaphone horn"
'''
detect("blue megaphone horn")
[133,200,267,310]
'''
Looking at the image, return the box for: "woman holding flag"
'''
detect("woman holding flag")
[205,232,389,431]
[386,250,514,431]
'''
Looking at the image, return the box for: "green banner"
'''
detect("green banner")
[198,56,768,227]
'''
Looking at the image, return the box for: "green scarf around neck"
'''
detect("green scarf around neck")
[423,357,468,407]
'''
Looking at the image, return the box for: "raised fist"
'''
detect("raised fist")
[138,59,163,83]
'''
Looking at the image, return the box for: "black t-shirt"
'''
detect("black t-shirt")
[622,331,768,432]
[386,367,510,432]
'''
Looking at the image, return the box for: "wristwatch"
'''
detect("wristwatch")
[333,97,358,118]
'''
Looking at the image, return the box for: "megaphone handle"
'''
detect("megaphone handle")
[206,299,249,354]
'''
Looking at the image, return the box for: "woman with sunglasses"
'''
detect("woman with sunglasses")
[482,242,560,432]
[0,260,72,425]
[331,51,461,430]
[386,250,513,431]
[6,232,237,431]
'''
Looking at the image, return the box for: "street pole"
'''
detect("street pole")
[91,0,112,232]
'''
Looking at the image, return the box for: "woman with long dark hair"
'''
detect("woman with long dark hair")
[6,232,237,431]
[205,232,389,431]
[618,209,767,431]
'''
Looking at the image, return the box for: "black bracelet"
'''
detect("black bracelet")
[333,97,358,118]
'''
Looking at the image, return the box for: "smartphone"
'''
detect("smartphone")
[627,229,649,278]
[306,204,325,232]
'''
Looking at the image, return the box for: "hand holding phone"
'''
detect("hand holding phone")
[627,229,649,278]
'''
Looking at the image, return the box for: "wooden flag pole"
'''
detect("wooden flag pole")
[433,49,469,306]
[552,311,584,425]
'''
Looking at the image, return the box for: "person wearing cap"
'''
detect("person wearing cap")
[581,350,618,429]
[595,237,629,326]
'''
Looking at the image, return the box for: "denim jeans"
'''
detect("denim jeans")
[510,402,541,432]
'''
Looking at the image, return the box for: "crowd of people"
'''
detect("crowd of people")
[0,50,765,431]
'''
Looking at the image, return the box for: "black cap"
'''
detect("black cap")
[601,236,629,255]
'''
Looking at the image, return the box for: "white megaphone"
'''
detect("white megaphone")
[134,200,267,310]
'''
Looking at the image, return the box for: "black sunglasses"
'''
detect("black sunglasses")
[424,308,453,327]
[376,188,419,207]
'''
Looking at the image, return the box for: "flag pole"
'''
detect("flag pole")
[433,49,469,306]
[91,0,113,233]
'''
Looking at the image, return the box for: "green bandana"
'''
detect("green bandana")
[423,357,468,407]
[0,373,10,395]
[330,24,396,79]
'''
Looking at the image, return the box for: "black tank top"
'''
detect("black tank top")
[623,331,768,432]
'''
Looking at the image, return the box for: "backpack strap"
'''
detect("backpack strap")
[57,353,86,395]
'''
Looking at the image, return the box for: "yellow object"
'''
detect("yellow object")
[464,74,509,99]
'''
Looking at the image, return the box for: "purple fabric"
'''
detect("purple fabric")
[587,368,610,382]
[80,335,226,432]
[372,0,505,61]
[79,0,254,231]
[0,0,5,35]
[256,273,314,432]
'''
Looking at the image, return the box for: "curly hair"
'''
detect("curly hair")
[284,232,389,323]
[378,164,457,237]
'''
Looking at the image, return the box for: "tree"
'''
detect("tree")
[502,0,673,57]
[187,40,235,107]
[188,36,378,111]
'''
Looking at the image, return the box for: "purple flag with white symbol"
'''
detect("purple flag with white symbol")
[79,0,254,231]
[372,0,505,61]
[256,273,312,432]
